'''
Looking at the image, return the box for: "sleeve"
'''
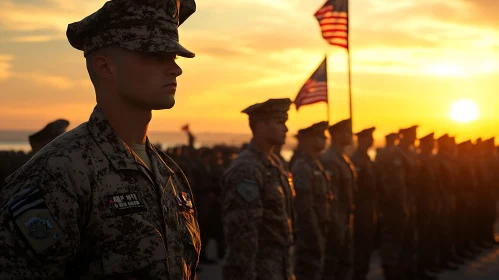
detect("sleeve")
[291,160,322,280]
[221,164,263,280]
[0,171,81,279]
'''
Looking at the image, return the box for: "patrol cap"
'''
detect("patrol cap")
[355,127,375,139]
[67,0,196,57]
[241,98,292,121]
[437,134,449,145]
[29,119,70,146]
[484,137,495,147]
[457,140,472,150]
[449,136,456,144]
[385,132,399,142]
[297,121,328,138]
[399,125,418,136]
[437,134,448,141]
[419,132,434,145]
[328,118,351,135]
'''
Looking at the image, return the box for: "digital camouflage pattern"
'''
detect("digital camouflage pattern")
[0,106,200,279]
[67,0,196,57]
[320,146,356,280]
[222,140,295,280]
[290,151,335,280]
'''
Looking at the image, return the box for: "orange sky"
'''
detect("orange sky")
[0,0,498,145]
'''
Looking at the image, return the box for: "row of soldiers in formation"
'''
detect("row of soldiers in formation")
[212,98,498,280]
[0,100,497,280]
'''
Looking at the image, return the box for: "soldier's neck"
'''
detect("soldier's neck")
[253,136,273,155]
[357,146,369,154]
[399,140,412,150]
[330,141,345,153]
[97,97,151,146]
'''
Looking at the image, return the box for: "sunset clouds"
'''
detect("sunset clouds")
[0,0,498,143]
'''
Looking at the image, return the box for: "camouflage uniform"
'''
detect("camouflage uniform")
[320,119,356,280]
[290,122,336,280]
[374,133,409,279]
[0,1,200,278]
[0,106,201,279]
[351,127,377,280]
[222,99,295,280]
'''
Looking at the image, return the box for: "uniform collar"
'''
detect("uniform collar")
[87,105,174,183]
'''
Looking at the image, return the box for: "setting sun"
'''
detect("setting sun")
[450,99,479,123]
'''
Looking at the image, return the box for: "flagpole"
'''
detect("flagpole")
[347,0,353,131]
[325,54,331,125]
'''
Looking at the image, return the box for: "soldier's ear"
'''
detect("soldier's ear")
[92,54,115,82]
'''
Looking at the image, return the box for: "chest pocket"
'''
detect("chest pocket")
[100,213,168,275]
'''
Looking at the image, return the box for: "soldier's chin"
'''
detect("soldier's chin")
[153,95,176,110]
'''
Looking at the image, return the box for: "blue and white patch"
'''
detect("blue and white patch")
[236,180,259,202]
[8,186,66,254]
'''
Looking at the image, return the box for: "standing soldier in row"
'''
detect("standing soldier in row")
[375,132,408,280]
[0,0,201,278]
[222,98,296,280]
[290,121,335,280]
[321,119,356,280]
[482,138,498,245]
[351,127,378,280]
[416,133,440,279]
[455,141,480,257]
[398,125,419,279]
[435,135,463,270]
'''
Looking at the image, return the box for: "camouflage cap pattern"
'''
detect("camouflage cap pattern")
[297,121,328,138]
[241,98,292,121]
[67,0,196,57]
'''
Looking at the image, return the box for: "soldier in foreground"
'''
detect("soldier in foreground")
[320,119,356,280]
[351,127,377,280]
[290,121,335,280]
[0,0,201,278]
[222,98,296,280]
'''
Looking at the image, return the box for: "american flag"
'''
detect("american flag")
[294,57,328,110]
[314,0,349,49]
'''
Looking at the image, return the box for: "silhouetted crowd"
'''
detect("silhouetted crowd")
[1,121,498,280]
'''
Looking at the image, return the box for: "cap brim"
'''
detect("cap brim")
[118,37,195,58]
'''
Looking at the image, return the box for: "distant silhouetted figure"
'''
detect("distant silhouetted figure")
[28,119,70,154]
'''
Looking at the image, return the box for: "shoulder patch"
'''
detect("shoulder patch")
[8,186,66,254]
[236,180,259,202]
